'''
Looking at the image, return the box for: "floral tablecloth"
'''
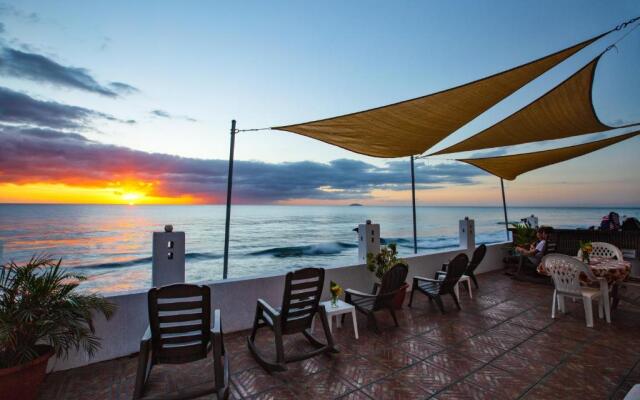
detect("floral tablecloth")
[537,256,631,285]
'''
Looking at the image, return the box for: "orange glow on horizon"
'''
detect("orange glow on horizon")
[0,183,199,205]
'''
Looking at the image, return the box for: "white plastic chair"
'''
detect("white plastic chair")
[542,254,611,327]
[577,242,623,260]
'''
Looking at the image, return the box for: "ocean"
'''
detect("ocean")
[1,204,638,293]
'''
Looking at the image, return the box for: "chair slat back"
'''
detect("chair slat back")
[577,242,623,260]
[374,263,408,309]
[543,254,595,296]
[466,244,487,275]
[148,284,211,364]
[280,267,324,334]
[440,253,468,294]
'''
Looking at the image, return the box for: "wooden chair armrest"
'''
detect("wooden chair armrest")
[345,288,377,299]
[413,275,439,283]
[257,298,280,319]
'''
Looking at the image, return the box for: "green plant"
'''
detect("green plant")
[510,223,536,247]
[0,255,116,368]
[366,243,407,281]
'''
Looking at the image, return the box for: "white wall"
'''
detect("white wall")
[49,242,509,372]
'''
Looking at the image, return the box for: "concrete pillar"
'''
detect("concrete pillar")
[357,220,380,264]
[152,225,185,288]
[459,217,475,250]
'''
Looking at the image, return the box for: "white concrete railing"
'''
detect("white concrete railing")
[49,242,510,372]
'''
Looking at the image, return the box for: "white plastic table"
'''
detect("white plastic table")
[311,299,359,339]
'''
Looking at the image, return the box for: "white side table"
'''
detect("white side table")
[311,299,359,339]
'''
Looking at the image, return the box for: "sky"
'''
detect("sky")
[0,1,639,206]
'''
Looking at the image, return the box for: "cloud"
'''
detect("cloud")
[0,47,139,97]
[0,4,39,23]
[0,126,485,203]
[0,22,5,34]
[0,86,134,129]
[150,109,197,123]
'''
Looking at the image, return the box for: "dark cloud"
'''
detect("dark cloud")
[0,86,134,129]
[0,47,139,97]
[0,126,485,203]
[150,109,197,122]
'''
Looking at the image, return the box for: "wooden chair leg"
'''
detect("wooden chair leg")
[451,291,461,310]
[274,325,285,365]
[408,282,416,307]
[367,312,381,334]
[388,306,399,327]
[470,273,479,289]
[433,295,445,314]
[249,304,262,342]
[133,338,152,400]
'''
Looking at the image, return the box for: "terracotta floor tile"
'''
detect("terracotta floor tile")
[512,341,569,366]
[397,336,444,359]
[393,361,457,394]
[231,367,285,398]
[454,337,507,363]
[433,381,504,400]
[290,369,356,400]
[330,355,391,388]
[464,364,533,399]
[362,347,420,371]
[362,374,432,400]
[488,322,538,340]
[248,385,298,400]
[424,349,485,378]
[490,351,553,381]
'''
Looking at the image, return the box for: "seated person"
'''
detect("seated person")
[504,227,550,274]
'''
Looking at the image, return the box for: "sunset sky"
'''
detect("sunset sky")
[1,1,639,206]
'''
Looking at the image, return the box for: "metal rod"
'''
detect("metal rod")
[222,119,236,279]
[410,156,418,254]
[500,178,509,241]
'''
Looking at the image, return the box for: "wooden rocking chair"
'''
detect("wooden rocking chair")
[344,263,409,334]
[247,267,338,372]
[408,253,468,313]
[133,284,229,400]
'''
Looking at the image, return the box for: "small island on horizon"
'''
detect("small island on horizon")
[349,203,363,207]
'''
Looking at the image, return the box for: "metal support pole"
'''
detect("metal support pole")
[223,119,236,279]
[500,178,509,241]
[410,156,418,254]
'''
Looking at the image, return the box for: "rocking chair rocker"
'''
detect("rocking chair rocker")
[247,267,338,372]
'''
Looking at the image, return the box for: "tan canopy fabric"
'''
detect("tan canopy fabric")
[433,55,623,155]
[459,131,639,180]
[273,34,606,158]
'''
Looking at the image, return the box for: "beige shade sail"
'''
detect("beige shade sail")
[272,33,606,158]
[459,131,639,181]
[433,54,627,155]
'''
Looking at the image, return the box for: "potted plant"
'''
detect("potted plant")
[366,243,409,309]
[0,255,116,400]
[510,223,537,249]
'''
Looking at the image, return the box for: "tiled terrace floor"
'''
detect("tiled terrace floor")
[40,270,640,400]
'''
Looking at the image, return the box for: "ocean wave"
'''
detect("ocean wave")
[248,242,357,258]
[76,252,221,269]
